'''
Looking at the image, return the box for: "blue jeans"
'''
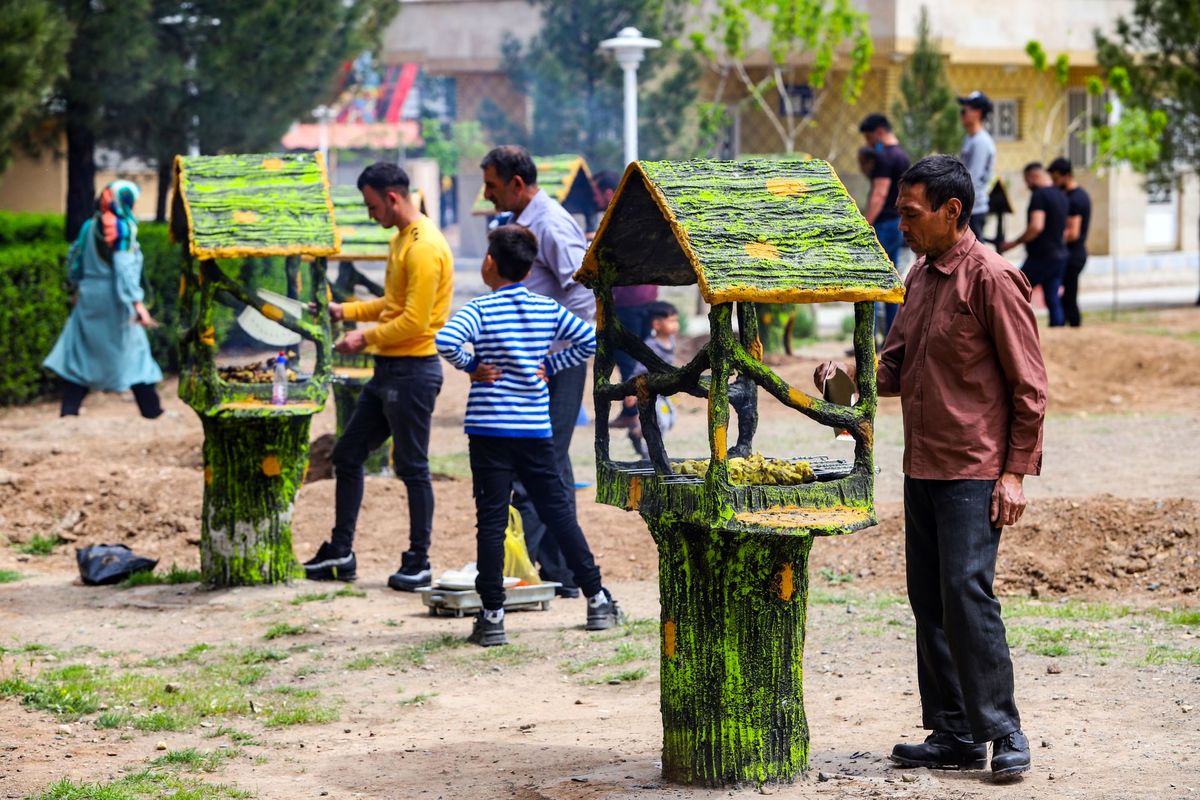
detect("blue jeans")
[1021,256,1068,327]
[874,217,903,334]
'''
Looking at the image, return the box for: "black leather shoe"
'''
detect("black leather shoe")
[991,730,1031,781]
[890,731,987,770]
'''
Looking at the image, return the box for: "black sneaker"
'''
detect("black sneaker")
[585,588,625,631]
[555,585,581,599]
[467,612,508,647]
[303,543,356,582]
[990,730,1030,782]
[890,731,987,770]
[387,550,431,592]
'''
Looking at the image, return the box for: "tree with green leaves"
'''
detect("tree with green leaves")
[0,0,69,174]
[890,6,959,158]
[689,0,873,158]
[480,0,701,171]
[1094,0,1199,301]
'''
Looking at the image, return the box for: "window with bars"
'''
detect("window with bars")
[985,99,1020,142]
[1067,88,1109,168]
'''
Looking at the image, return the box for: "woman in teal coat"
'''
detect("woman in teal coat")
[43,180,164,417]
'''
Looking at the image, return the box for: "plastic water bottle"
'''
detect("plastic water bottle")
[271,352,288,406]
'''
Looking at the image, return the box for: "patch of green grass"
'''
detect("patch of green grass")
[1004,598,1135,622]
[398,692,436,706]
[428,452,471,480]
[289,586,365,605]
[237,648,288,665]
[1142,645,1200,666]
[1155,608,1200,627]
[150,747,238,773]
[31,769,251,800]
[809,589,906,609]
[263,623,307,641]
[0,569,23,583]
[344,633,467,671]
[263,700,339,728]
[817,568,854,584]
[561,642,651,676]
[602,667,648,683]
[1007,625,1071,656]
[15,533,64,556]
[119,563,203,588]
[204,726,259,746]
[592,617,658,642]
[382,618,401,627]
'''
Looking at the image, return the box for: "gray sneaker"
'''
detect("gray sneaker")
[585,588,625,631]
[467,612,508,647]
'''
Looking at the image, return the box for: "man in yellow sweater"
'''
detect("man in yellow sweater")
[304,162,454,589]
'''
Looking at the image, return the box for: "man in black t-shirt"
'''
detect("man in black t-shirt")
[859,113,911,336]
[1000,162,1069,327]
[1048,157,1091,327]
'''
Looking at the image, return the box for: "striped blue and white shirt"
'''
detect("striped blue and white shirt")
[435,283,596,438]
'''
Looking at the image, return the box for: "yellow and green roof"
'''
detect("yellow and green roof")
[327,185,427,261]
[472,153,593,216]
[576,159,904,305]
[172,153,339,260]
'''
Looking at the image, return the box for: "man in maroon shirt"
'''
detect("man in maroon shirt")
[817,155,1047,782]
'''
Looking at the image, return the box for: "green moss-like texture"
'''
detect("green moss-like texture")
[200,415,309,586]
[578,159,902,305]
[329,186,392,260]
[472,154,595,216]
[172,153,338,260]
[654,520,813,786]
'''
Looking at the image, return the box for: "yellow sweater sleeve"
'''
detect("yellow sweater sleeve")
[343,297,386,322]
[363,241,441,349]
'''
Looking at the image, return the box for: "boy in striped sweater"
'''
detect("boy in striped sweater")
[435,225,624,646]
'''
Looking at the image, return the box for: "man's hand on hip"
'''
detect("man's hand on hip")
[990,471,1027,528]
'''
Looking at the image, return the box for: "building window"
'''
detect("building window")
[1067,88,1108,168]
[986,99,1019,142]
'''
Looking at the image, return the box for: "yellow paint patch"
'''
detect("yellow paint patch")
[749,337,763,361]
[664,620,677,659]
[261,455,282,477]
[766,177,806,197]
[735,505,873,532]
[232,210,260,225]
[744,241,780,260]
[178,274,187,300]
[786,387,815,409]
[713,425,727,460]
[593,304,605,331]
[777,562,796,601]
[262,158,285,171]
[199,326,216,348]
[626,476,642,511]
[260,303,284,322]
[203,466,213,486]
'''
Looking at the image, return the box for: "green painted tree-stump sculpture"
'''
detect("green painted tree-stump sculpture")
[173,152,338,586]
[576,159,903,786]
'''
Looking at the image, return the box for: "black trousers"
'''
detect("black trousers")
[60,381,162,419]
[1062,254,1087,327]
[331,356,442,559]
[469,434,603,610]
[904,477,1021,743]
[511,360,587,587]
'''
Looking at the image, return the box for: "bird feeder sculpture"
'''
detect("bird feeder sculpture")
[576,159,903,787]
[172,153,338,586]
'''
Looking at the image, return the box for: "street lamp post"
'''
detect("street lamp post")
[600,27,661,165]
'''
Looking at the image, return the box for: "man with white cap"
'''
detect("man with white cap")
[958,91,996,241]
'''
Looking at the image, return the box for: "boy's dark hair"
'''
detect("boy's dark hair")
[356,162,410,196]
[1023,161,1045,174]
[480,146,538,185]
[487,224,538,281]
[647,301,678,322]
[858,113,892,133]
[593,170,620,192]
[898,155,974,230]
[1047,157,1073,176]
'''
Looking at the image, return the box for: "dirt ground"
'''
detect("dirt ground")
[1,306,1197,799]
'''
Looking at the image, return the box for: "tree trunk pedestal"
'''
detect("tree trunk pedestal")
[651,520,814,787]
[200,415,311,586]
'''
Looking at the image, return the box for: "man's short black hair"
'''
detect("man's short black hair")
[647,301,678,322]
[356,162,410,196]
[1023,161,1045,174]
[481,146,538,186]
[593,170,620,192]
[898,155,975,230]
[1047,157,1073,176]
[487,224,538,281]
[858,113,892,133]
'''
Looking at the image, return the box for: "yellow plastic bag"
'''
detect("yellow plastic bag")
[503,505,542,585]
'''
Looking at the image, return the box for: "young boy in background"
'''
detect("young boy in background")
[435,225,624,646]
[622,302,680,458]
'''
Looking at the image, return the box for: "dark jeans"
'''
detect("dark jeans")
[904,477,1020,743]
[60,381,162,419]
[331,356,442,559]
[1062,255,1087,327]
[469,434,602,610]
[1022,255,1068,327]
[512,360,588,587]
[874,216,903,335]
[968,213,988,241]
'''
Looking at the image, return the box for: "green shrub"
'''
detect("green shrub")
[0,239,69,405]
[0,212,65,245]
[139,223,186,373]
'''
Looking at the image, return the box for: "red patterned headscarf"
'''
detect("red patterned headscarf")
[92,179,140,263]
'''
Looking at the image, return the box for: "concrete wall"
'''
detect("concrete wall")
[385,0,539,71]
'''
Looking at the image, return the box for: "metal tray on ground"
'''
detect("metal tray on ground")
[418,582,562,617]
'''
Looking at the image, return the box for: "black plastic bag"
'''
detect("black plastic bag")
[76,544,158,585]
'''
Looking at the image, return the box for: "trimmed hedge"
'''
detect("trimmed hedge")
[0,212,65,246]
